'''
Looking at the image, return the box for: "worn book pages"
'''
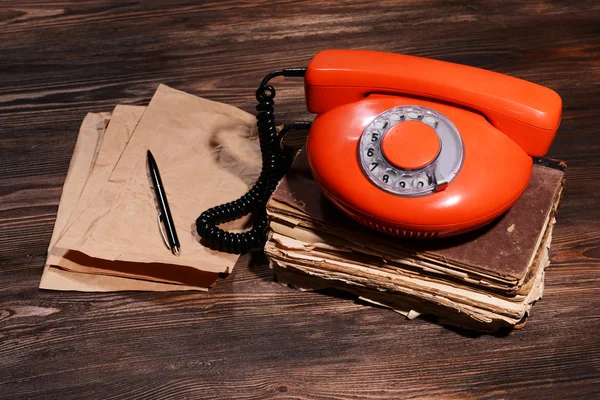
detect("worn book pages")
[266,216,555,330]
[268,150,564,293]
[53,85,261,274]
[264,149,565,331]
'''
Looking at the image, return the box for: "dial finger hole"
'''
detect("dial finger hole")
[380,169,398,185]
[422,114,439,128]
[368,129,382,142]
[364,146,377,158]
[398,174,412,189]
[373,118,389,130]
[368,158,384,175]
[406,109,423,120]
[389,111,404,123]
[413,172,432,189]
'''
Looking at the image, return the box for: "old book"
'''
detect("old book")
[264,149,565,331]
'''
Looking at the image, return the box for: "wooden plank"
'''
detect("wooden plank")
[0,1,599,399]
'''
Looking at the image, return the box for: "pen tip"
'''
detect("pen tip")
[172,246,180,256]
[147,150,155,165]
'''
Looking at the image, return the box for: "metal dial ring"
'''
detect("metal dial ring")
[358,105,464,197]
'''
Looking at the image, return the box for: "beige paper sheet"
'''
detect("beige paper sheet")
[40,109,207,291]
[47,105,218,286]
[48,105,144,267]
[54,84,261,273]
[41,266,203,292]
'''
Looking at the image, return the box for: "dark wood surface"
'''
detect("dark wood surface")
[1,1,599,399]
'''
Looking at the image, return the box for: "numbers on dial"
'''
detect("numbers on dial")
[373,119,389,130]
[414,172,432,189]
[358,105,461,196]
[379,169,398,186]
[398,175,412,189]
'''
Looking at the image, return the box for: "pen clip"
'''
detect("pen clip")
[157,213,171,250]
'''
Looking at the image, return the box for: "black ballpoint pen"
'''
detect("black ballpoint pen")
[147,150,180,256]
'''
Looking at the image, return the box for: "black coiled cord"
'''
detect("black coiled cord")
[195,68,310,254]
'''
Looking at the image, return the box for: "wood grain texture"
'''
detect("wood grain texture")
[1,1,599,399]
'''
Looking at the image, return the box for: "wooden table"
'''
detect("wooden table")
[1,2,599,399]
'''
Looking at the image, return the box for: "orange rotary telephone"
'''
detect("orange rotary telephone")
[196,50,562,254]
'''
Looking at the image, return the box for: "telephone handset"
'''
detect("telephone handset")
[197,50,562,253]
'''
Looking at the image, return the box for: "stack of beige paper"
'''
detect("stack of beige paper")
[265,150,565,331]
[41,85,261,291]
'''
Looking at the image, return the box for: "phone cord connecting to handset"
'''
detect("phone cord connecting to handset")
[195,68,311,254]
